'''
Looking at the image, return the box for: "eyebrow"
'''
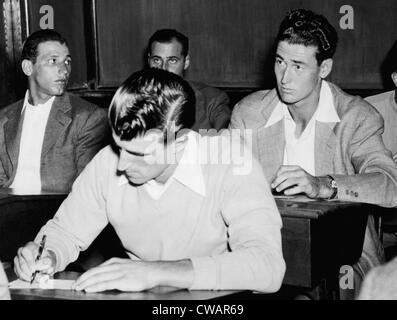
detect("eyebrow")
[275,54,306,65]
[45,53,72,59]
[124,148,152,157]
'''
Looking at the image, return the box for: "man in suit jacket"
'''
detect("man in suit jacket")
[230,9,397,298]
[147,29,231,131]
[0,30,108,193]
[365,40,397,161]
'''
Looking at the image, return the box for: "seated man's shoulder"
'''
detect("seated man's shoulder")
[358,255,397,300]
[232,89,277,124]
[0,98,23,117]
[188,81,228,99]
[67,92,106,116]
[91,144,119,166]
[365,90,395,106]
[199,131,260,175]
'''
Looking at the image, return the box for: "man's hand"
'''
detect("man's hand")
[271,165,334,199]
[0,262,10,300]
[72,258,194,293]
[13,242,56,283]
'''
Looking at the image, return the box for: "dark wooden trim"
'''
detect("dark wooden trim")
[83,0,99,90]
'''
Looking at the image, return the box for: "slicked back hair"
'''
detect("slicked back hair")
[109,68,196,143]
[276,8,338,65]
[21,29,68,64]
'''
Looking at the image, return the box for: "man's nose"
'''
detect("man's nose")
[58,63,69,76]
[160,61,168,70]
[281,67,291,84]
[117,150,131,171]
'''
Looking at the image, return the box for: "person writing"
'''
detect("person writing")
[14,68,285,293]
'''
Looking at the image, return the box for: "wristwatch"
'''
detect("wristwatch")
[326,175,338,200]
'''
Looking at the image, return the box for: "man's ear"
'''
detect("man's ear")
[391,72,397,87]
[184,54,190,71]
[319,58,333,79]
[21,59,33,77]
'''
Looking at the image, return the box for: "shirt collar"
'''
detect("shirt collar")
[265,81,340,128]
[117,131,206,197]
[22,90,55,113]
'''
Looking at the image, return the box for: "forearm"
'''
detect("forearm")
[332,172,397,207]
[190,237,285,292]
[148,259,194,289]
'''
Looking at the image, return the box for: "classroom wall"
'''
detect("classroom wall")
[1,0,396,107]
[95,0,397,89]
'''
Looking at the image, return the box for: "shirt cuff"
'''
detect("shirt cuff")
[190,256,217,290]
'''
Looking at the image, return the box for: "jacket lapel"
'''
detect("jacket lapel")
[3,101,24,171]
[257,121,285,182]
[314,121,337,176]
[257,94,285,182]
[41,94,72,157]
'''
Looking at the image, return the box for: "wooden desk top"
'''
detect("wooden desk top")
[0,188,67,201]
[6,269,242,300]
[275,195,376,219]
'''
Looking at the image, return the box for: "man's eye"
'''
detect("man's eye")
[65,59,72,66]
[275,59,284,67]
[49,58,57,64]
[294,65,302,70]
[152,58,161,64]
[169,58,178,64]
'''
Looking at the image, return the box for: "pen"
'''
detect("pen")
[30,235,47,285]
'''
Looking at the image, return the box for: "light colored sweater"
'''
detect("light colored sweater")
[35,132,285,292]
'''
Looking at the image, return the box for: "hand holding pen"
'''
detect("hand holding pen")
[30,235,47,284]
[13,235,56,283]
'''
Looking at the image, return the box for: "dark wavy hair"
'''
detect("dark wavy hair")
[21,29,68,63]
[109,68,196,143]
[276,9,338,64]
[148,29,189,57]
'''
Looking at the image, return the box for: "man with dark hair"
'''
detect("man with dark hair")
[230,9,397,298]
[147,29,231,131]
[0,29,109,192]
[13,68,285,293]
[14,69,285,292]
[365,40,397,160]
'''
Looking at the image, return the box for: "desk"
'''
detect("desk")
[0,189,371,299]
[0,190,67,262]
[6,269,242,300]
[277,197,370,290]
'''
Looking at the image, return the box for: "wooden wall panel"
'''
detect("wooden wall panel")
[95,0,397,89]
[0,0,9,106]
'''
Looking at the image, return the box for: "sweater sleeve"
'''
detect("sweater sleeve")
[190,148,285,293]
[34,147,113,272]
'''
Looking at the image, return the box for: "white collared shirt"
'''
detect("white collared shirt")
[265,81,340,175]
[118,131,206,200]
[10,91,55,193]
